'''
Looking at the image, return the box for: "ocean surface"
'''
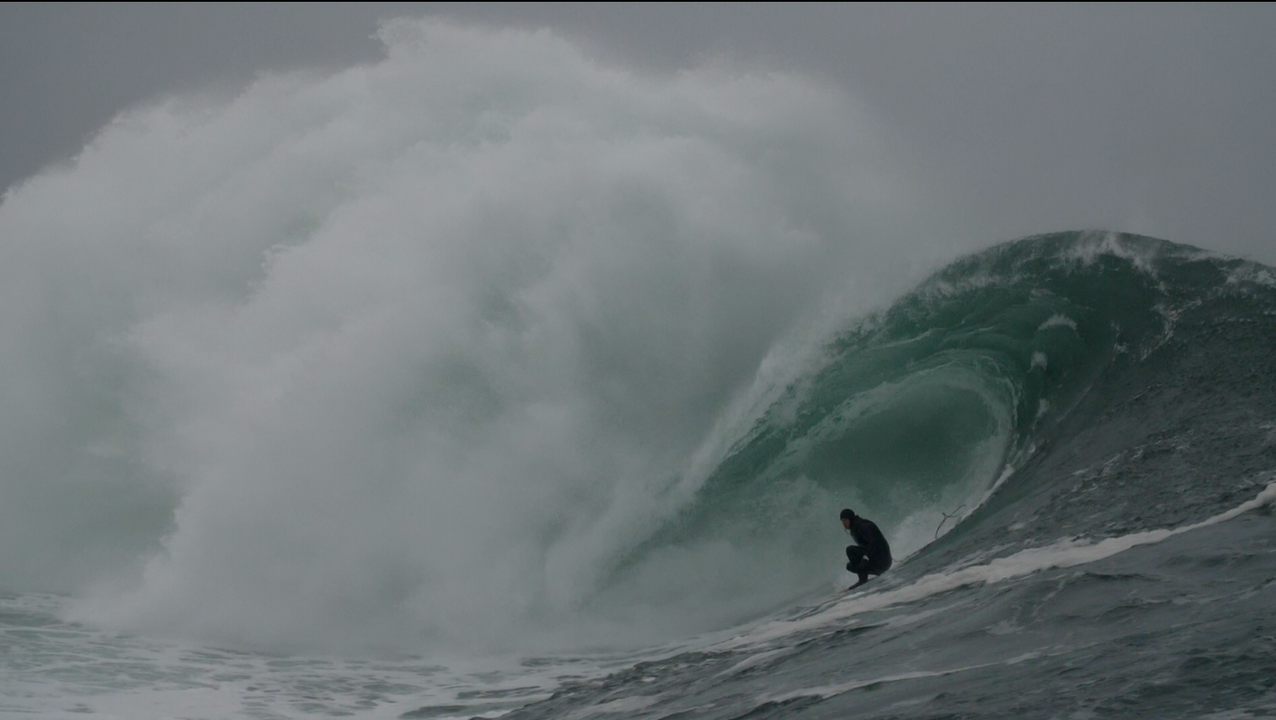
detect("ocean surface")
[3,231,1274,719]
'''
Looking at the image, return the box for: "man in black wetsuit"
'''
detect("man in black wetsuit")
[841,508,892,590]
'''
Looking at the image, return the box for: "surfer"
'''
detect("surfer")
[840,508,891,590]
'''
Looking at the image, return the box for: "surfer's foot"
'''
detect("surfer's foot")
[846,578,870,591]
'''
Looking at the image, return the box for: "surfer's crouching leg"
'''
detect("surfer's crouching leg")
[846,545,871,587]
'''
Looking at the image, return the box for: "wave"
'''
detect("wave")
[2,18,1273,658]
[594,230,1276,635]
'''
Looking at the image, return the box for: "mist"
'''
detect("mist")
[4,5,1275,263]
[0,19,947,653]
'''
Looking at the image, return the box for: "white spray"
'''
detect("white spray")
[0,20,944,653]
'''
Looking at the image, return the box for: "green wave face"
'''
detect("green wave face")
[602,231,1269,618]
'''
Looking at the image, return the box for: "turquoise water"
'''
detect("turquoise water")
[511,231,1276,719]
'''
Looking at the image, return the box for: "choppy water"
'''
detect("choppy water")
[1,591,648,719]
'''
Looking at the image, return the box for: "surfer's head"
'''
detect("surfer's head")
[840,508,855,529]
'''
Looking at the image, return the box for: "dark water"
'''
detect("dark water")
[511,511,1276,720]
[500,231,1276,720]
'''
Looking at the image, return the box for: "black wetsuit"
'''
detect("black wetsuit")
[845,515,892,584]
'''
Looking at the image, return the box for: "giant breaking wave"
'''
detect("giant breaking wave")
[5,19,1269,660]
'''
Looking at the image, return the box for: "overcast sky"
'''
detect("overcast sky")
[2,3,1274,262]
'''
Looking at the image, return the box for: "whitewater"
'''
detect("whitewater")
[2,19,1274,720]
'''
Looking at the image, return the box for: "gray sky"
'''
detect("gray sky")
[3,3,1274,262]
